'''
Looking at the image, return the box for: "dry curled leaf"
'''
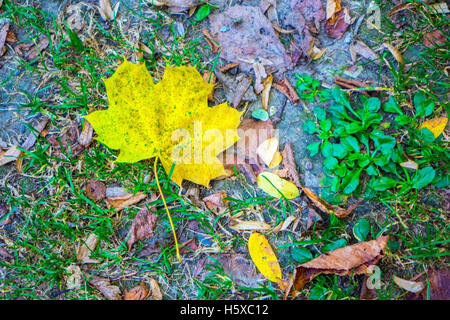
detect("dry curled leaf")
[301,186,358,218]
[76,233,100,264]
[124,281,151,300]
[280,143,301,187]
[149,278,163,300]
[89,275,122,300]
[383,42,404,65]
[85,180,106,202]
[78,120,94,147]
[273,78,300,105]
[202,192,228,215]
[106,191,147,212]
[0,146,21,166]
[325,7,351,39]
[126,196,159,250]
[352,40,381,65]
[288,236,389,295]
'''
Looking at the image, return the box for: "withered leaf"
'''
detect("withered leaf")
[84,180,106,202]
[76,233,100,264]
[149,278,163,300]
[236,119,274,165]
[352,40,381,65]
[280,142,301,187]
[89,275,122,300]
[325,7,351,39]
[423,30,447,48]
[126,195,158,250]
[106,191,146,212]
[202,192,228,215]
[124,281,151,300]
[289,236,389,294]
[273,78,300,105]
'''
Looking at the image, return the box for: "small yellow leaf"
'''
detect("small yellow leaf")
[418,116,448,138]
[257,172,300,199]
[248,232,282,283]
[269,151,282,169]
[383,43,404,65]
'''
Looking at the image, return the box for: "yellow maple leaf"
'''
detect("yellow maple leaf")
[86,60,242,187]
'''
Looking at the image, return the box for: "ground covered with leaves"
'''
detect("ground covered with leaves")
[0,0,449,300]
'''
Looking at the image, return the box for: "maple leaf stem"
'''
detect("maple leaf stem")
[154,157,182,262]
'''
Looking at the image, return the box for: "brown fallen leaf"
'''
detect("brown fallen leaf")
[288,236,389,295]
[326,0,341,23]
[156,0,202,14]
[21,119,49,150]
[359,274,379,300]
[301,186,358,218]
[209,5,292,75]
[253,62,268,95]
[405,269,450,300]
[218,62,239,73]
[388,2,416,17]
[383,42,405,66]
[76,233,100,264]
[261,75,273,111]
[106,191,146,212]
[334,76,377,97]
[201,29,219,53]
[352,40,381,65]
[399,160,418,170]
[273,78,300,105]
[126,195,158,250]
[89,275,122,300]
[213,69,256,107]
[78,120,94,147]
[280,142,301,187]
[84,180,106,202]
[124,281,151,300]
[65,264,83,290]
[24,37,49,62]
[149,278,163,300]
[423,30,447,48]
[325,7,351,39]
[218,253,265,287]
[202,192,228,216]
[306,207,322,230]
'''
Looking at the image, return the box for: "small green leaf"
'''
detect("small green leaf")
[195,4,212,22]
[313,107,327,121]
[321,141,333,158]
[353,218,370,242]
[323,239,347,252]
[319,118,332,132]
[372,176,399,191]
[414,91,435,117]
[412,166,435,189]
[324,156,338,170]
[364,97,381,113]
[341,136,360,153]
[291,247,313,263]
[307,141,321,157]
[342,168,362,194]
[251,108,269,121]
[303,120,319,134]
[383,96,403,114]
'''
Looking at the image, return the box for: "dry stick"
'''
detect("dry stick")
[153,158,181,262]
